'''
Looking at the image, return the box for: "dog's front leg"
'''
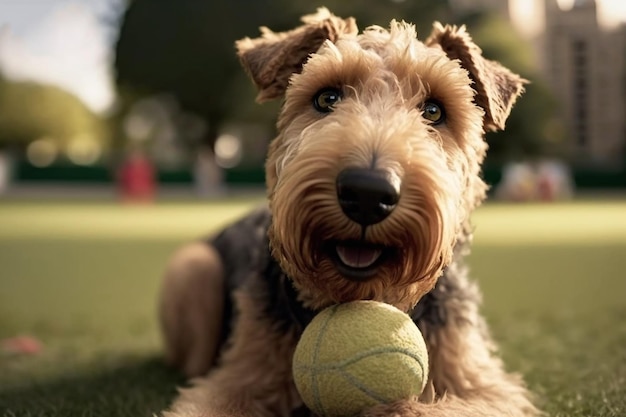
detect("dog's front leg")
[361,394,535,417]
[361,316,540,417]
[163,289,302,417]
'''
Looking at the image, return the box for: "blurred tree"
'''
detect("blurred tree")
[0,75,106,149]
[115,0,287,151]
[114,0,451,153]
[115,1,560,166]
[286,0,451,35]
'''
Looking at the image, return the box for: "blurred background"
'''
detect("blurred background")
[0,1,625,416]
[0,0,623,197]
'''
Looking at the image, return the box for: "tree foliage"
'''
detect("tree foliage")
[114,1,559,162]
[0,76,105,148]
[114,0,451,150]
[115,0,283,148]
[285,0,451,35]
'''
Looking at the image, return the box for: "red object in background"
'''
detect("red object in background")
[118,152,156,203]
[537,176,555,201]
[1,335,43,355]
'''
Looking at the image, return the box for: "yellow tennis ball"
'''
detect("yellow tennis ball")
[292,300,429,417]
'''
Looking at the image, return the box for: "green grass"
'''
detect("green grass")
[0,198,625,416]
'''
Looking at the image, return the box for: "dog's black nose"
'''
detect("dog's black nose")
[336,168,400,226]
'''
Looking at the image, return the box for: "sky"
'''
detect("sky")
[510,0,626,38]
[0,0,121,114]
[0,0,625,115]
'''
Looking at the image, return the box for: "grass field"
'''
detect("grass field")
[0,197,625,417]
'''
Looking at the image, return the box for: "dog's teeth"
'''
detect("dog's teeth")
[336,246,382,269]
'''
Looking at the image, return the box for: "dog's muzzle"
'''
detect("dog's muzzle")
[329,168,401,281]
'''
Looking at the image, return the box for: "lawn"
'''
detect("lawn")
[0,197,625,417]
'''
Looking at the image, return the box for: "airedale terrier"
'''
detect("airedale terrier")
[159,8,539,417]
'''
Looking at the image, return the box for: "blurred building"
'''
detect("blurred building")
[542,0,625,166]
[453,0,626,167]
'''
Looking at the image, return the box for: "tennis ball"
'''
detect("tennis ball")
[292,300,429,417]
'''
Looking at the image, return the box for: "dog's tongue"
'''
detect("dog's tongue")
[336,245,382,269]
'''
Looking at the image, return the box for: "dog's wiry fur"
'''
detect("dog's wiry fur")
[160,8,539,417]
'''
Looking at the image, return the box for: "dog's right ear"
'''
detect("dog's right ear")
[236,8,357,102]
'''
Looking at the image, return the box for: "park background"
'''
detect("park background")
[0,1,625,416]
[0,0,625,191]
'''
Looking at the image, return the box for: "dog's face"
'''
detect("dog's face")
[237,9,524,311]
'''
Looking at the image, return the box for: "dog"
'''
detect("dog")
[159,8,540,417]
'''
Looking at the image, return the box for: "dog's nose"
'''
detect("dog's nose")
[336,168,400,226]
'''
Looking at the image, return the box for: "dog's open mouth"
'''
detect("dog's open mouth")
[327,240,391,281]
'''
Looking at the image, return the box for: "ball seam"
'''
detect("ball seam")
[311,304,339,417]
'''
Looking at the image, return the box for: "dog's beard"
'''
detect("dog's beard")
[268,155,461,312]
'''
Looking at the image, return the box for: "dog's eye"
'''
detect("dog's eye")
[313,88,342,113]
[422,101,445,125]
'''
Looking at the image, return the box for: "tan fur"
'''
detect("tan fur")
[236,8,358,102]
[160,242,225,377]
[161,9,539,417]
[425,23,528,132]
[267,20,489,311]
[164,289,302,417]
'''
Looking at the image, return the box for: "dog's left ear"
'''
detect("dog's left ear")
[426,23,527,131]
[236,8,358,102]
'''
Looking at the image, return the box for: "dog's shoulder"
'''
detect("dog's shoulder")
[210,204,271,290]
[211,205,315,332]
